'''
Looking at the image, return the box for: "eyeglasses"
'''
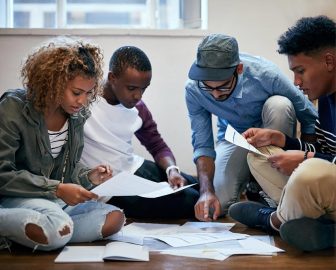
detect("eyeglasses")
[198,71,237,93]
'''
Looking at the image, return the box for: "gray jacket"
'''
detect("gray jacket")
[0,89,92,199]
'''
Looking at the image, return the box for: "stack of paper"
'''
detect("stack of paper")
[109,221,284,261]
[55,221,284,263]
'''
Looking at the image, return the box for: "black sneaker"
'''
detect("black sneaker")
[245,179,277,208]
[228,201,277,233]
[280,217,336,251]
[245,179,263,201]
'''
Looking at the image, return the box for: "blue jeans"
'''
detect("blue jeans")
[214,96,297,214]
[0,197,120,251]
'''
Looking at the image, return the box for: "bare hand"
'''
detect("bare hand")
[167,170,187,189]
[56,183,98,206]
[268,150,304,175]
[88,164,112,185]
[243,128,285,148]
[194,191,221,221]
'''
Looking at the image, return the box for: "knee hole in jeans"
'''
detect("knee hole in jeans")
[102,210,125,238]
[58,225,71,237]
[25,223,48,245]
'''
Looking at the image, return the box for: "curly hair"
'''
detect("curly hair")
[108,46,151,77]
[21,36,104,113]
[278,15,336,56]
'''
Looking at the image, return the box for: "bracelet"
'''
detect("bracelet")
[303,149,309,160]
[165,165,180,177]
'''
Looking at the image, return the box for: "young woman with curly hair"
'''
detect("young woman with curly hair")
[0,37,124,251]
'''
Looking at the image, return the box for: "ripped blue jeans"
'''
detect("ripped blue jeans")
[0,197,121,251]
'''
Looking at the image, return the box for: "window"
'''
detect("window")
[0,0,207,29]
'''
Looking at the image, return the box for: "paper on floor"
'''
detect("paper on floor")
[54,242,149,263]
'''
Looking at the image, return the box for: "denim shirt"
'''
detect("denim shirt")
[0,89,92,199]
[185,53,318,162]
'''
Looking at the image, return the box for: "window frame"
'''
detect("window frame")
[1,0,208,30]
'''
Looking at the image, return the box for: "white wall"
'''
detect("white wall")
[0,0,335,174]
[208,0,336,79]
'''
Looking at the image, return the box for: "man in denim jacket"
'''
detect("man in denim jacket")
[185,34,317,221]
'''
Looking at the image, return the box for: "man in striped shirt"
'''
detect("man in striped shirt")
[229,15,336,251]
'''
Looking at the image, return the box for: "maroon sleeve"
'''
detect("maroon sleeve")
[135,101,175,163]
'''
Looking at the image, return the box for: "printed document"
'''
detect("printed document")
[225,124,268,157]
[161,237,284,260]
[149,231,248,248]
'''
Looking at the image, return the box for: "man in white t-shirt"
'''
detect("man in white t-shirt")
[81,46,199,218]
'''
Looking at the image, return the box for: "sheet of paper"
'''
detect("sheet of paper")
[91,171,197,198]
[91,172,162,196]
[180,222,235,232]
[54,242,149,263]
[103,242,149,261]
[107,231,144,245]
[55,246,105,263]
[225,124,268,157]
[201,237,283,255]
[160,240,239,260]
[122,222,181,235]
[140,183,197,198]
[235,237,284,254]
[161,249,230,261]
[160,236,283,259]
[149,231,248,248]
[107,222,181,245]
[143,238,172,251]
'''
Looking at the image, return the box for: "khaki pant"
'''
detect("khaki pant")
[248,146,336,223]
[214,95,297,214]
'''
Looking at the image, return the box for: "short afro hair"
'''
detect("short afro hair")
[109,46,151,77]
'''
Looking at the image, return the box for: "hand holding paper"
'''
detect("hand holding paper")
[242,127,286,148]
[90,171,197,199]
[225,125,268,157]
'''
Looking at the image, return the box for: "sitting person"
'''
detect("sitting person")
[229,15,336,251]
[81,46,199,218]
[184,33,318,221]
[0,37,124,251]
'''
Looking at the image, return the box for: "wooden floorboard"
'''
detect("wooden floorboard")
[1,216,335,270]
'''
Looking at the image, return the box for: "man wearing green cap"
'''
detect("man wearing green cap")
[186,33,318,221]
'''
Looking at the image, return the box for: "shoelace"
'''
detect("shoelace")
[258,207,276,215]
[257,207,277,233]
[259,191,278,208]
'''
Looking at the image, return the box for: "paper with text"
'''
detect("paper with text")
[149,231,248,248]
[108,222,181,245]
[160,236,284,260]
[225,124,268,157]
[180,222,235,232]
